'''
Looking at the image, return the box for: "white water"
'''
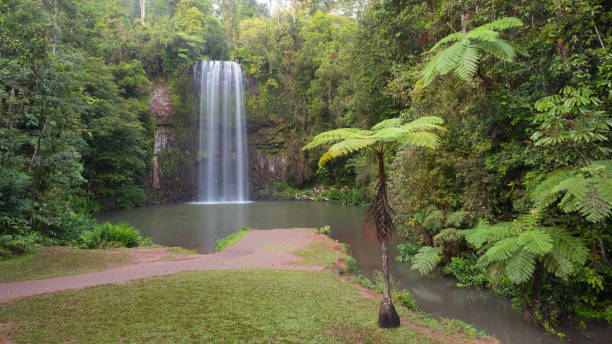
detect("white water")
[194,61,249,203]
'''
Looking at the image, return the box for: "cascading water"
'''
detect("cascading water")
[193,61,249,203]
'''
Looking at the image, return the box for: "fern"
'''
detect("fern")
[480,237,520,264]
[505,249,536,284]
[422,17,524,85]
[445,211,468,227]
[411,246,443,275]
[532,160,612,223]
[464,220,514,249]
[303,116,445,167]
[433,228,465,245]
[517,230,553,255]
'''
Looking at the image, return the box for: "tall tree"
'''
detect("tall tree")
[303,116,444,328]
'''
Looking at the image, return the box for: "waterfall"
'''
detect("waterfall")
[194,61,249,203]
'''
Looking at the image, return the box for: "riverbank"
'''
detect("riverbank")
[0,228,496,343]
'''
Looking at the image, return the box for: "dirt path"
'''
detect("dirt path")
[0,228,320,303]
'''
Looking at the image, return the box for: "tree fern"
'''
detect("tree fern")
[505,249,536,284]
[422,17,524,86]
[466,215,588,285]
[302,115,445,328]
[411,246,443,275]
[532,160,612,223]
[433,228,465,245]
[445,211,468,227]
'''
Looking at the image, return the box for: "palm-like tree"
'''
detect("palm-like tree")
[422,17,524,87]
[303,116,444,328]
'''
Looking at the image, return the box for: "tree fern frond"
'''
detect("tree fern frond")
[454,44,480,80]
[580,187,611,223]
[302,128,373,150]
[435,40,467,75]
[532,169,576,210]
[371,118,403,130]
[542,251,574,280]
[465,29,500,43]
[465,220,514,248]
[445,211,468,227]
[422,18,522,86]
[505,249,536,284]
[399,116,445,132]
[477,39,516,62]
[318,138,377,167]
[434,228,465,245]
[481,236,520,264]
[423,209,445,231]
[592,175,612,205]
[517,230,554,255]
[411,246,443,275]
[542,228,589,265]
[397,131,441,149]
[487,261,506,283]
[429,31,465,51]
[477,17,523,32]
[422,52,443,85]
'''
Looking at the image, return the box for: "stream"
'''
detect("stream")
[99,201,611,344]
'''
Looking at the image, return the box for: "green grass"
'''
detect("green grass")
[0,270,452,344]
[0,247,136,283]
[215,226,251,252]
[291,237,344,268]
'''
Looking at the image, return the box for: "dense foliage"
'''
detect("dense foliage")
[1,0,611,331]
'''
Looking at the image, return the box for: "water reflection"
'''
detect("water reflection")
[99,201,610,344]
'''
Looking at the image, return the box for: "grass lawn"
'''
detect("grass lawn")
[291,235,345,268]
[0,246,195,283]
[0,247,136,283]
[0,270,456,344]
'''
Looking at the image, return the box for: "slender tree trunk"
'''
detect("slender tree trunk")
[140,0,146,27]
[375,148,400,328]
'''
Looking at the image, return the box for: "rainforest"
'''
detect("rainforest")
[0,0,611,343]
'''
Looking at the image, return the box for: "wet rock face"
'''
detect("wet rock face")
[148,84,174,123]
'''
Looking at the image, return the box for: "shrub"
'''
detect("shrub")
[442,255,489,288]
[0,232,39,257]
[80,222,143,248]
[394,289,418,312]
[344,255,357,272]
[395,239,421,263]
[316,225,331,235]
[53,212,96,244]
[117,185,147,209]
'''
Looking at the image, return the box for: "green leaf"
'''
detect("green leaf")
[481,236,520,264]
[411,246,443,275]
[517,230,553,256]
[505,249,536,284]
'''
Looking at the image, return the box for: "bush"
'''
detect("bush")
[442,255,489,288]
[80,222,143,248]
[316,225,331,235]
[344,255,357,272]
[394,289,418,312]
[52,212,96,244]
[0,232,39,257]
[396,239,421,263]
[117,185,147,209]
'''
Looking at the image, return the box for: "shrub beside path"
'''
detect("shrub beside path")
[0,228,320,303]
